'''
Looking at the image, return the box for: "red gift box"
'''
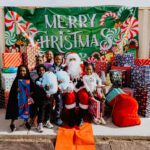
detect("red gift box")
[95,61,107,76]
[134,59,150,66]
[111,66,131,87]
[88,97,100,118]
[2,52,22,68]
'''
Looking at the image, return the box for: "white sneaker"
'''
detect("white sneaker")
[44,120,53,129]
[100,117,106,125]
[37,123,43,133]
[93,117,100,125]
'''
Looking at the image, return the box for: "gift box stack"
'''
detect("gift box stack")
[1,47,21,108]
[0,73,16,108]
[110,53,134,89]
[131,59,150,117]
[134,84,150,117]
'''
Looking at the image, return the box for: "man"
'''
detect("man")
[65,52,89,126]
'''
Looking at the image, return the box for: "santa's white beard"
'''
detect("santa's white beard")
[67,61,81,80]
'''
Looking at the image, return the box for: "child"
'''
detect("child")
[50,53,64,126]
[44,50,54,70]
[35,55,44,67]
[5,65,35,132]
[83,63,106,125]
[35,64,54,132]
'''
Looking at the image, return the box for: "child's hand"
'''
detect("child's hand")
[17,88,21,92]
[45,85,50,91]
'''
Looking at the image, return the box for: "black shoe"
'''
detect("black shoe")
[68,108,76,127]
[10,124,16,132]
[25,122,31,130]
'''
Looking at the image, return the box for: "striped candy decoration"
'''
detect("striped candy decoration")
[100,11,118,26]
[2,52,22,68]
[5,11,26,34]
[5,31,16,46]
[121,16,138,39]
[134,59,150,66]
[22,22,37,39]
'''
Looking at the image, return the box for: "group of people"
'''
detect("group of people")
[5,50,106,133]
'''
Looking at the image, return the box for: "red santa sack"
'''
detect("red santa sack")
[109,94,141,127]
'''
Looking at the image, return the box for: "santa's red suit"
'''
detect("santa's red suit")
[65,52,89,126]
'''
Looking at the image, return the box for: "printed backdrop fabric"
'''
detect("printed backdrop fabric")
[4,6,138,61]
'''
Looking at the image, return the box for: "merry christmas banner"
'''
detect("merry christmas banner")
[4,6,138,61]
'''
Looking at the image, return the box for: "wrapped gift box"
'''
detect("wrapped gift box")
[110,70,126,87]
[1,73,16,90]
[111,66,131,87]
[2,52,22,68]
[121,88,134,97]
[134,84,150,117]
[106,88,124,103]
[134,59,150,66]
[23,45,39,70]
[131,65,150,88]
[88,97,100,119]
[95,61,108,76]
[114,53,134,67]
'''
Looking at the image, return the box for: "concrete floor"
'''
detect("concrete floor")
[0,109,150,137]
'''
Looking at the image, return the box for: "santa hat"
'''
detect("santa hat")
[66,52,81,65]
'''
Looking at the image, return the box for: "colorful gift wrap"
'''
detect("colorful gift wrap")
[23,45,39,70]
[18,79,31,120]
[134,59,150,66]
[1,73,16,90]
[114,53,134,67]
[134,84,150,117]
[95,61,108,76]
[106,88,124,103]
[111,66,131,87]
[121,88,134,97]
[88,97,100,119]
[131,65,150,88]
[2,52,22,68]
[109,70,126,87]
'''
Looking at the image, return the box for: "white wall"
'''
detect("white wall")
[1,0,150,7]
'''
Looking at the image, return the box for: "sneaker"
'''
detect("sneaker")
[93,117,100,125]
[100,117,106,125]
[44,120,53,129]
[55,118,63,126]
[37,123,43,133]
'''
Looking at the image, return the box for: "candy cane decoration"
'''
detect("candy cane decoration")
[91,52,101,59]
[5,11,26,34]
[121,16,138,39]
[117,7,134,18]
[100,11,118,26]
[129,39,138,47]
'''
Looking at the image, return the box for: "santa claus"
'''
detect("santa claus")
[65,52,89,126]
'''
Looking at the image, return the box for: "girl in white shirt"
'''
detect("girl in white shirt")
[83,63,106,125]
